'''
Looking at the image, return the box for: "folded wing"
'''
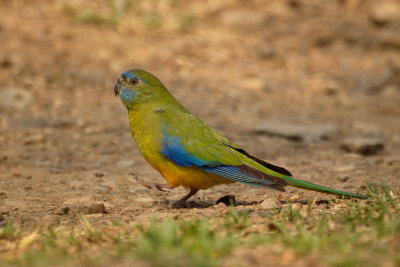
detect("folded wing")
[160,116,288,191]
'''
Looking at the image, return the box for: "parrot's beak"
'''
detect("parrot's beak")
[114,84,120,97]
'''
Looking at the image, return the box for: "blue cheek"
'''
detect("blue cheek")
[120,89,136,103]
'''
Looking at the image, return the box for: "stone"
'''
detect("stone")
[254,122,339,143]
[259,197,281,209]
[213,202,227,210]
[341,137,384,156]
[56,207,70,215]
[338,175,350,182]
[369,1,400,26]
[333,165,356,172]
[117,159,135,168]
[0,88,33,110]
[257,46,277,59]
[62,198,106,214]
[74,203,106,214]
[241,77,267,91]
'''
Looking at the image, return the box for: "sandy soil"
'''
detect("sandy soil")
[0,0,399,228]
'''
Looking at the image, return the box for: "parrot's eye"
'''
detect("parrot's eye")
[130,78,139,85]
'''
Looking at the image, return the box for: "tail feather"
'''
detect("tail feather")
[230,147,367,199]
[283,176,367,199]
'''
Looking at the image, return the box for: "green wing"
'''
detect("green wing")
[160,108,289,191]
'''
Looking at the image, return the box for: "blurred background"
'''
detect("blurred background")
[0,0,399,225]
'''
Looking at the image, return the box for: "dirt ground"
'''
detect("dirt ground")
[0,0,399,228]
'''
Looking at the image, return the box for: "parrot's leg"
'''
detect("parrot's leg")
[173,188,199,208]
[130,173,171,192]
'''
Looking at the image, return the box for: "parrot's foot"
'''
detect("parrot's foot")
[172,188,199,209]
[130,173,171,192]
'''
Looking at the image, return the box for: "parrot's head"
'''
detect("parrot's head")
[114,69,171,109]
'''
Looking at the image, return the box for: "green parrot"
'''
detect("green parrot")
[114,69,367,207]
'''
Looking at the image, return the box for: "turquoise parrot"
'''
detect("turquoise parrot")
[114,69,366,207]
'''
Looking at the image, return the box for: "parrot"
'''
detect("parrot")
[114,69,367,208]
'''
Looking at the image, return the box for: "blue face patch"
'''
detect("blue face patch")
[119,88,136,104]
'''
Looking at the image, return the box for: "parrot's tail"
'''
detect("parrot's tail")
[283,176,367,199]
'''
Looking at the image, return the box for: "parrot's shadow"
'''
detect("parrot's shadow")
[160,198,330,209]
[159,200,249,209]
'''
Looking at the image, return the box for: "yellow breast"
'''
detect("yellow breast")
[147,155,232,189]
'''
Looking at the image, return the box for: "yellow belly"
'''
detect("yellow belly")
[147,156,232,190]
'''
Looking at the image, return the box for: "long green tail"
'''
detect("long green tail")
[283,176,367,199]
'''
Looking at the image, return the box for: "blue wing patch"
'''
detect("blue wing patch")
[161,131,215,167]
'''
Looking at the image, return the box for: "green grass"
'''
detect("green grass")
[60,0,198,31]
[62,0,122,27]
[0,185,399,267]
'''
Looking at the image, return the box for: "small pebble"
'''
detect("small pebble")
[341,137,384,156]
[338,175,349,182]
[259,197,281,209]
[70,203,106,214]
[117,160,135,168]
[57,207,70,215]
[0,88,33,110]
